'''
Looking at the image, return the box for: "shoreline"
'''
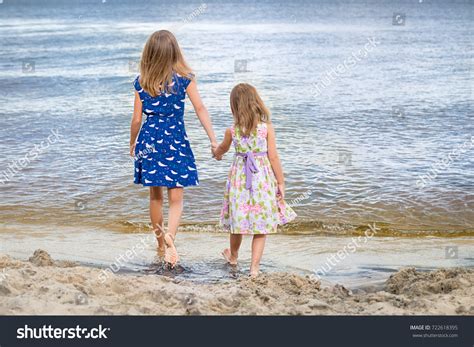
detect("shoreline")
[0,250,472,315]
[3,219,473,237]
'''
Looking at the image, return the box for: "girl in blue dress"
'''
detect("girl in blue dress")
[129,30,217,267]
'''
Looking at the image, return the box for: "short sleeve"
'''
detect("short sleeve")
[180,73,194,90]
[133,75,142,92]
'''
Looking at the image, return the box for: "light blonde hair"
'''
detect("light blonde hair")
[139,30,192,97]
[230,83,270,137]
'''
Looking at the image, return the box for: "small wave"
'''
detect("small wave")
[110,219,474,238]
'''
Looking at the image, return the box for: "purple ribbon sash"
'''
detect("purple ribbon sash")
[235,151,267,191]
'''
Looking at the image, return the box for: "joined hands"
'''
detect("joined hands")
[211,142,223,161]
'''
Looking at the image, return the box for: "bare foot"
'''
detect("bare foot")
[154,229,166,258]
[250,265,260,277]
[222,248,238,265]
[164,233,179,267]
[157,246,166,258]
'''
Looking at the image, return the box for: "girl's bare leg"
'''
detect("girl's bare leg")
[250,234,266,276]
[150,187,165,254]
[164,187,183,266]
[167,187,183,238]
[222,234,242,265]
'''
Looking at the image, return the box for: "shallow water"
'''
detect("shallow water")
[1,225,473,288]
[0,0,472,236]
[0,1,473,286]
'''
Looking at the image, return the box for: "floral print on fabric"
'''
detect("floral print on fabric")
[220,123,296,234]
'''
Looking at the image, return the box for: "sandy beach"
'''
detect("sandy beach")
[0,250,472,316]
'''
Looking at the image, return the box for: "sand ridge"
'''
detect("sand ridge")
[0,250,472,315]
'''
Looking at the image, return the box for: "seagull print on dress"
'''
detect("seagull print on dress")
[133,73,199,187]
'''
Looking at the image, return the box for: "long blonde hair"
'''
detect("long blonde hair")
[230,83,270,137]
[139,30,192,97]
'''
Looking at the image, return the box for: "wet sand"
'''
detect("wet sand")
[1,226,473,288]
[0,250,472,315]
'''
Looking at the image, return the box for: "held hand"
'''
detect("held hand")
[211,142,222,161]
[277,183,285,201]
[130,143,136,158]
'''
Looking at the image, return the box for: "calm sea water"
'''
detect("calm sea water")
[0,0,473,237]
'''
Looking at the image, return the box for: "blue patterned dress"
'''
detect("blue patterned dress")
[133,73,198,187]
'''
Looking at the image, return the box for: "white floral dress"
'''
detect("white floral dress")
[220,123,297,234]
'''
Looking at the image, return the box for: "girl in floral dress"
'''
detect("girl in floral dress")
[214,83,296,276]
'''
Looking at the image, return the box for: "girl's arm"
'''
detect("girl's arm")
[129,91,143,157]
[186,80,218,152]
[213,128,233,160]
[267,123,285,199]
